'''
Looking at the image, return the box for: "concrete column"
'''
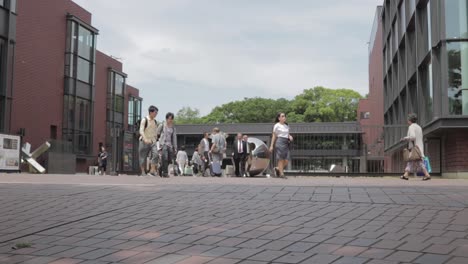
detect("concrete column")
[461,1,468,114]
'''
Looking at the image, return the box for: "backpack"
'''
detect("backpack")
[135,117,157,137]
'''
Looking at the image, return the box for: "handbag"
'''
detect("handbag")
[403,145,422,162]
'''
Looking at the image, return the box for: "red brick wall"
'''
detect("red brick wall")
[12,0,91,150]
[444,129,468,172]
[359,8,385,168]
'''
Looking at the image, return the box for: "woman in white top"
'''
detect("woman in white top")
[400,113,431,181]
[269,112,293,178]
[176,145,189,176]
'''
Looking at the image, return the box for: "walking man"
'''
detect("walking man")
[138,105,159,176]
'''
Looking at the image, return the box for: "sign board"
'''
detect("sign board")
[0,133,21,171]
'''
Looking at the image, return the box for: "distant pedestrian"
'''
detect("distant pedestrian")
[210,127,225,176]
[176,145,189,175]
[199,132,211,176]
[243,134,253,177]
[233,133,247,177]
[191,146,203,176]
[269,112,293,179]
[400,113,431,181]
[98,146,108,175]
[157,112,177,177]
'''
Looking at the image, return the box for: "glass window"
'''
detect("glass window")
[77,58,91,83]
[115,74,124,95]
[0,0,4,7]
[447,41,468,115]
[445,0,468,39]
[114,95,124,113]
[10,0,16,12]
[427,2,432,48]
[76,81,91,99]
[75,98,91,131]
[78,26,94,60]
[128,99,134,125]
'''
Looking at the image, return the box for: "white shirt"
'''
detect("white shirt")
[273,123,289,138]
[203,138,209,152]
[406,123,425,157]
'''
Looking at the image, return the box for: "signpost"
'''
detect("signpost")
[0,133,21,172]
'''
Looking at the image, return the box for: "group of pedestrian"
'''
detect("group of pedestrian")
[137,106,178,177]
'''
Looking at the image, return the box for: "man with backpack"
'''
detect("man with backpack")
[138,105,159,176]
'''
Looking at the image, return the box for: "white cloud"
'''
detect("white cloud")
[74,0,383,116]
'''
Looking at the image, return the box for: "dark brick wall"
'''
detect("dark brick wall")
[12,0,91,149]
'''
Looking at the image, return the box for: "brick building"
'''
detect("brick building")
[9,0,142,173]
[358,6,385,173]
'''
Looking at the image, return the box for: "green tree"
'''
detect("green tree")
[175,106,202,124]
[291,87,362,122]
[176,86,362,124]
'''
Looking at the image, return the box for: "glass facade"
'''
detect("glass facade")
[127,96,142,132]
[63,19,96,154]
[447,42,468,115]
[445,0,468,39]
[106,70,126,172]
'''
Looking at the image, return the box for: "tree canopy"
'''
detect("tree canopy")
[175,86,362,124]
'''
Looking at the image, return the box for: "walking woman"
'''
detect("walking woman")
[269,112,293,179]
[400,113,431,181]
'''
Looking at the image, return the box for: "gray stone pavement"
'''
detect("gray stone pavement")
[1,174,468,264]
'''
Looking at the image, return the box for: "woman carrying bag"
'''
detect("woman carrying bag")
[400,113,431,181]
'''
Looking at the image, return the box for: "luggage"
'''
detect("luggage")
[224,165,235,176]
[212,161,222,176]
[184,166,193,176]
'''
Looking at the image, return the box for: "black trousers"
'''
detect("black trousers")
[234,153,246,176]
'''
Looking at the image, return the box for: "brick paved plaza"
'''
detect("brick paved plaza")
[1,174,468,264]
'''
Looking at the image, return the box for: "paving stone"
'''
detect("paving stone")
[120,252,166,264]
[423,244,457,255]
[347,238,379,247]
[385,250,422,262]
[445,257,468,264]
[260,240,296,251]
[372,240,405,249]
[173,256,215,264]
[97,250,140,262]
[273,252,314,264]
[200,247,240,257]
[331,256,369,264]
[75,248,118,260]
[145,253,189,264]
[413,253,451,264]
[299,254,340,264]
[332,246,368,257]
[205,258,240,264]
[358,248,394,259]
[222,248,264,259]
[247,250,288,262]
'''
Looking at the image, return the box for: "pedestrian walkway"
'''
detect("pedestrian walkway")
[1,174,468,263]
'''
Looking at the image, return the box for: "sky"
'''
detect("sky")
[73,0,383,118]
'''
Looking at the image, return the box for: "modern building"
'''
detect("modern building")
[382,0,468,177]
[8,0,142,173]
[176,122,364,173]
[0,0,16,134]
[358,6,385,173]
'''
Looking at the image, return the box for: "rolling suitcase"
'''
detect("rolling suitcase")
[212,161,222,176]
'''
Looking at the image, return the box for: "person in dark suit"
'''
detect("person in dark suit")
[232,133,247,177]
